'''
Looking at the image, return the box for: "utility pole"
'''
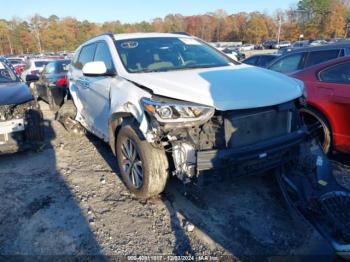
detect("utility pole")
[294,9,308,40]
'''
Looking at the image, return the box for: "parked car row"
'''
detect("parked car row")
[241,40,350,155]
[1,33,349,255]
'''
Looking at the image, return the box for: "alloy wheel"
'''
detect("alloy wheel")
[120,137,144,189]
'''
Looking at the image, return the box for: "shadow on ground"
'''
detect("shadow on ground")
[87,132,335,258]
[0,119,104,258]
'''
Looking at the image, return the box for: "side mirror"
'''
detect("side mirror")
[26,74,39,83]
[82,61,108,76]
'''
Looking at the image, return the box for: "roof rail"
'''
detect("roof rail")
[172,32,191,36]
[90,32,115,40]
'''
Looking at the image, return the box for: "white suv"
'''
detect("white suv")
[68,33,308,198]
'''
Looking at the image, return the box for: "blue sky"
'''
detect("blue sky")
[2,0,296,23]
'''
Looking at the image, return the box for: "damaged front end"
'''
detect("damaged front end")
[142,96,305,182]
[142,95,350,255]
[277,142,350,255]
[0,101,43,154]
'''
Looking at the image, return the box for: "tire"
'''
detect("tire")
[47,87,60,112]
[116,122,169,199]
[300,107,332,154]
[25,108,44,142]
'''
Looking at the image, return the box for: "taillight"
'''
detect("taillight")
[15,66,22,74]
[56,76,67,87]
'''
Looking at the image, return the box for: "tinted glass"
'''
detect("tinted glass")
[304,49,340,68]
[43,63,55,74]
[319,62,350,84]
[34,61,50,67]
[56,60,71,73]
[243,56,258,65]
[9,59,22,65]
[269,53,303,73]
[94,42,114,71]
[222,48,234,54]
[257,56,276,67]
[115,37,232,73]
[77,44,96,70]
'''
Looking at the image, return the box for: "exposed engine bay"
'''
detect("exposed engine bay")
[0,101,38,122]
[0,101,43,153]
[147,99,303,181]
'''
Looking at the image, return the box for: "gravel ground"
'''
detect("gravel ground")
[0,102,348,259]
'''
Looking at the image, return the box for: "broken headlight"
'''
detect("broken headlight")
[142,97,214,124]
[295,79,307,107]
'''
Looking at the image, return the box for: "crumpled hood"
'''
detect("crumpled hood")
[0,82,33,105]
[122,64,303,110]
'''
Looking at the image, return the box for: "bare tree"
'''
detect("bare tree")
[29,15,47,53]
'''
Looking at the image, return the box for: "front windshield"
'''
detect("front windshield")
[0,61,19,83]
[115,37,233,73]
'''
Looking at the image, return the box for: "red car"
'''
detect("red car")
[291,57,350,154]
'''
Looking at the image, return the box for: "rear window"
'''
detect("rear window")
[257,56,276,67]
[8,59,22,65]
[57,60,71,73]
[304,49,340,68]
[319,61,350,84]
[243,56,258,65]
[34,61,50,68]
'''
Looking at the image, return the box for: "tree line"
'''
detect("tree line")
[0,0,349,55]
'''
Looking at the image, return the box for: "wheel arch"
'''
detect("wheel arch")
[108,112,145,155]
[302,102,333,134]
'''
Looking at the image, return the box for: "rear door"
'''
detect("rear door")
[318,61,350,149]
[36,62,56,100]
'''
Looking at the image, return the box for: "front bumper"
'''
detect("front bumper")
[0,118,28,154]
[197,128,306,174]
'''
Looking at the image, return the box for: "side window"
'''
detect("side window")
[257,56,275,67]
[71,50,80,68]
[304,49,340,68]
[243,56,258,65]
[319,62,350,84]
[76,44,96,70]
[43,63,55,74]
[94,42,114,71]
[269,53,304,73]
